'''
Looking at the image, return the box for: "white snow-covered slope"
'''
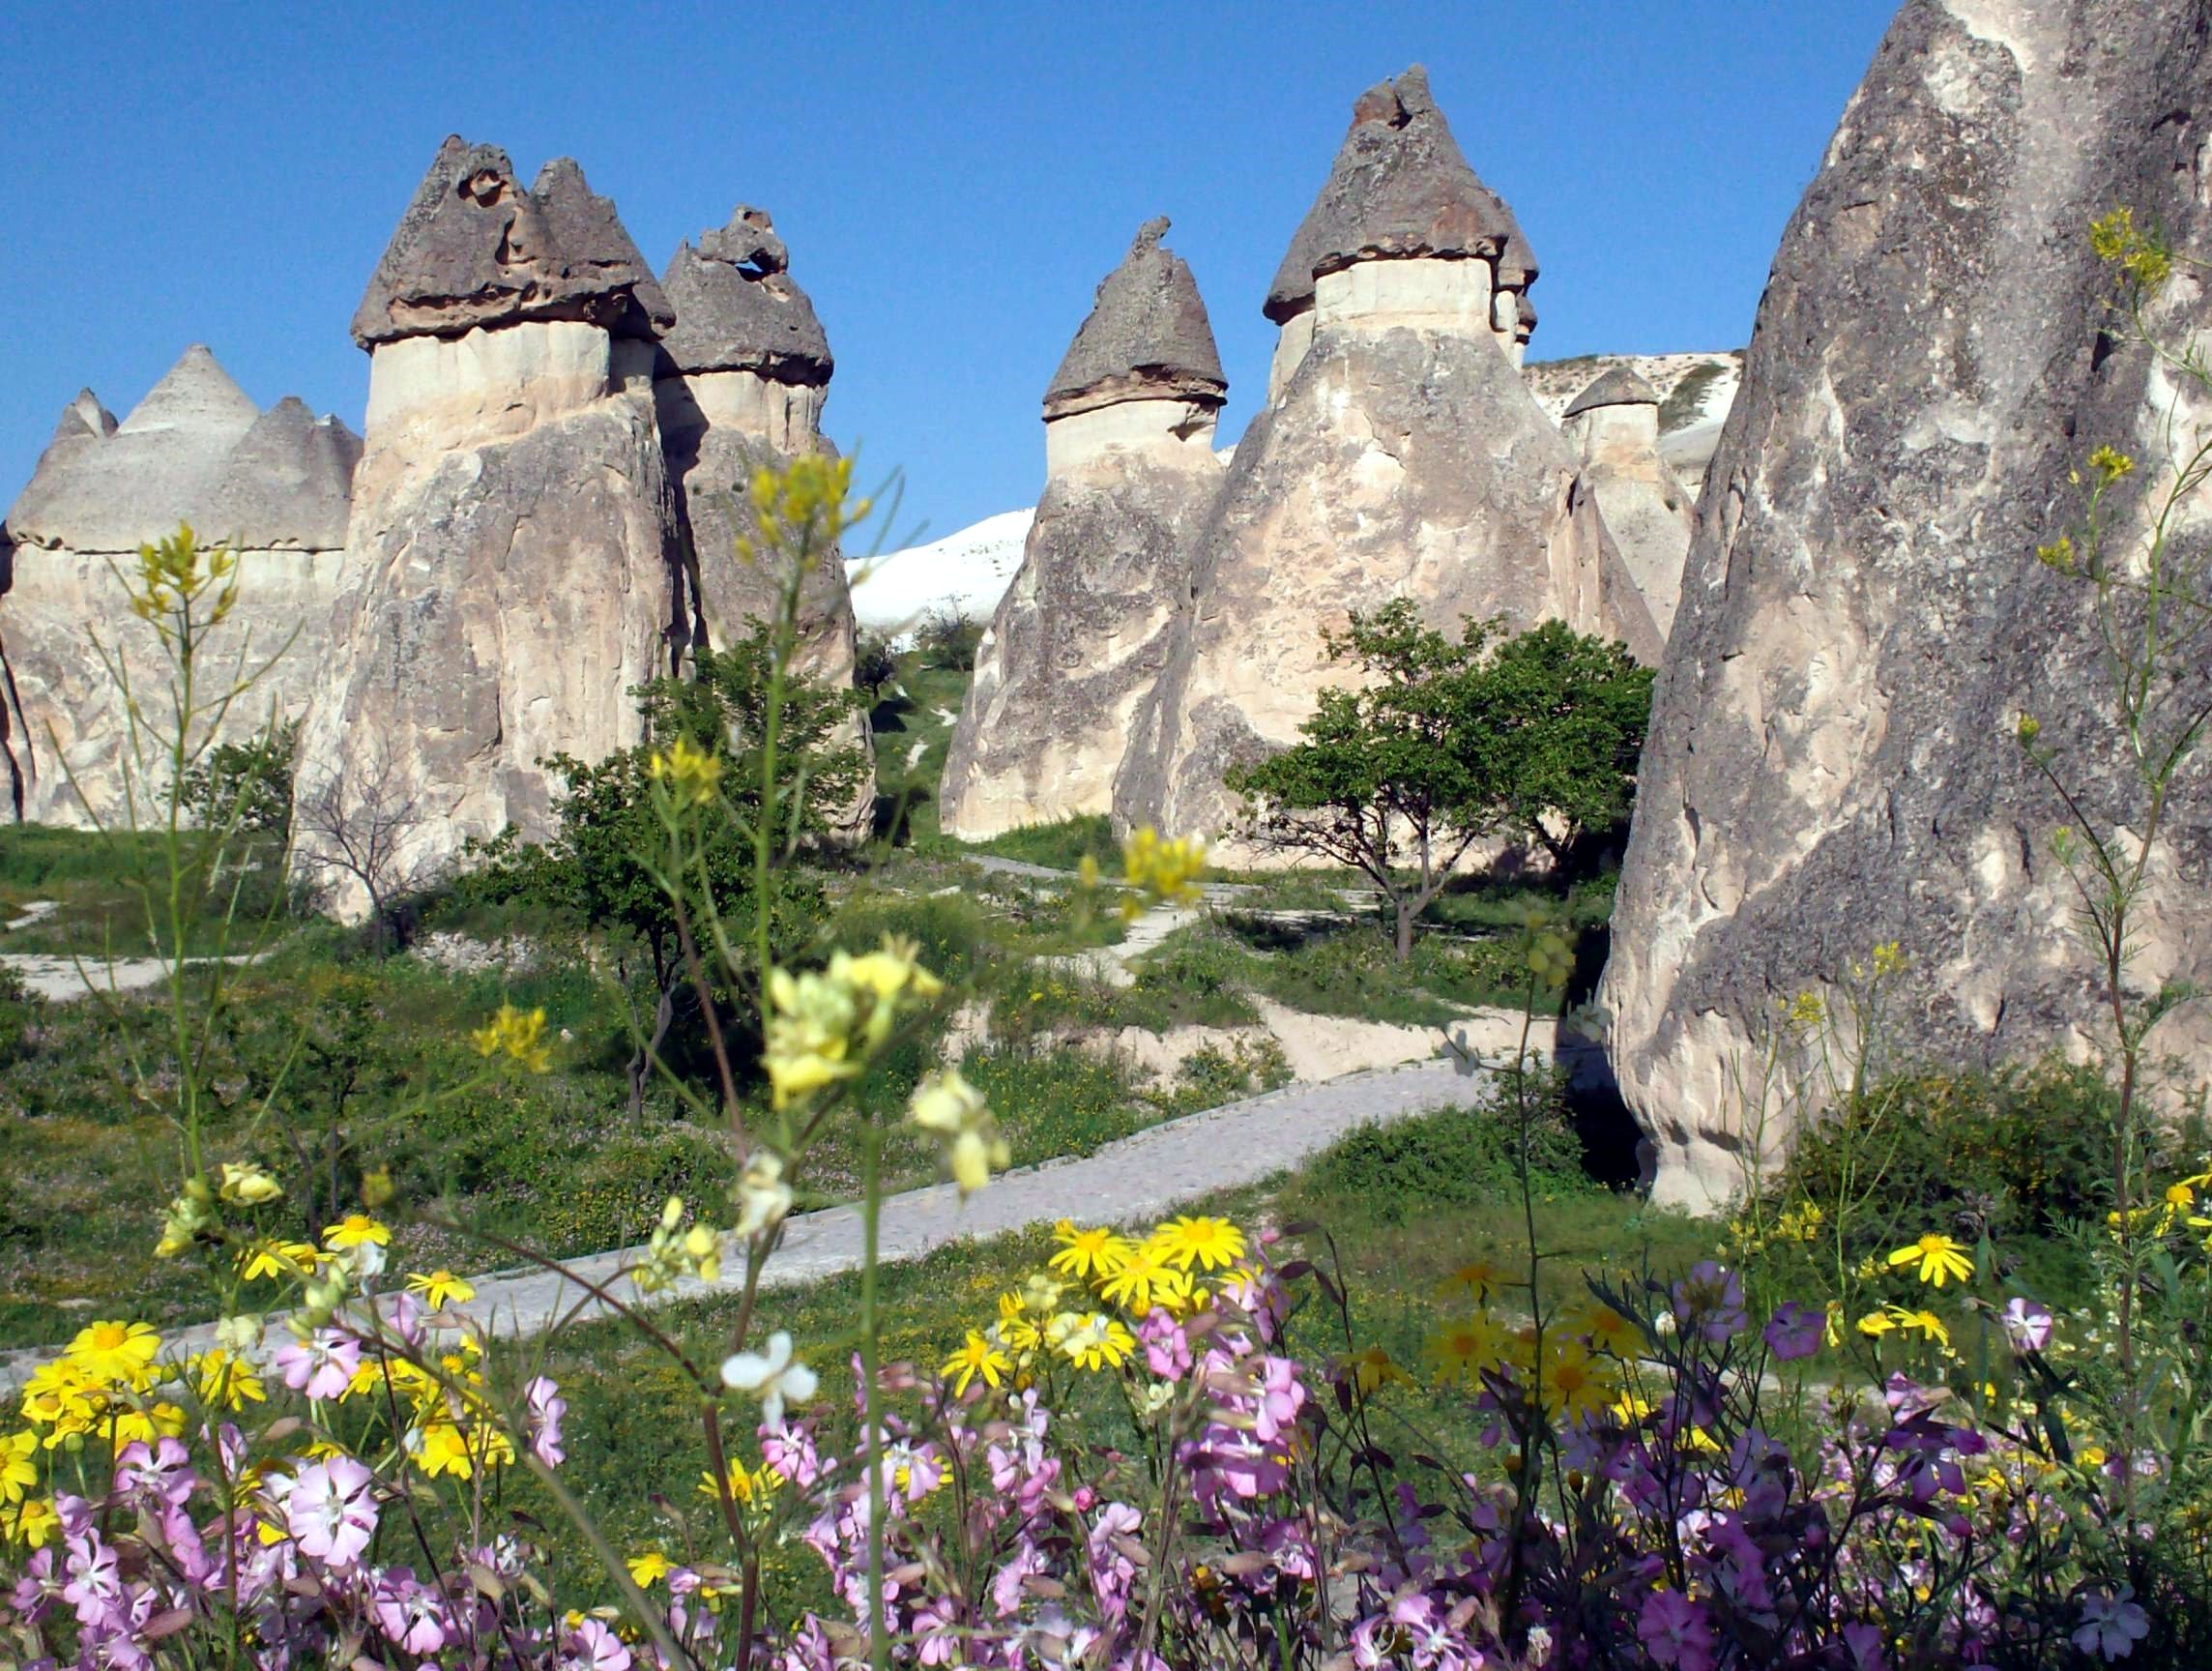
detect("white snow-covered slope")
[847,507,1034,637]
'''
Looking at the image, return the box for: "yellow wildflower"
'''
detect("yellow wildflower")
[2088,445,2136,484]
[698,1459,779,1505]
[1563,1298,1644,1361]
[110,1403,188,1448]
[1439,1260,1511,1304]
[1150,1215,1246,1273]
[1786,989,1826,1030]
[1888,1233,1974,1288]
[1049,1221,1132,1281]
[627,1549,674,1588]
[238,1239,320,1282]
[471,1003,551,1071]
[1539,1339,1617,1424]
[941,1331,1011,1395]
[405,1270,477,1310]
[994,1292,1042,1354]
[3,1496,59,1549]
[909,1069,1007,1196]
[1347,1345,1408,1395]
[1117,827,1207,918]
[1099,1243,1189,1317]
[2089,206,2173,287]
[323,1215,392,1253]
[647,735,723,806]
[216,1161,283,1207]
[1425,1314,1508,1387]
[1053,1312,1135,1372]
[0,1432,36,1506]
[182,1349,266,1412]
[66,1320,160,1387]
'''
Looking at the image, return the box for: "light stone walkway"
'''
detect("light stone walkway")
[0,1056,1487,1389]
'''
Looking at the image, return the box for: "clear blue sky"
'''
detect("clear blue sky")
[1,1,1898,545]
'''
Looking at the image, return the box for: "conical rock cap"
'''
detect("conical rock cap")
[1265,66,1531,324]
[1045,217,1225,420]
[658,207,832,381]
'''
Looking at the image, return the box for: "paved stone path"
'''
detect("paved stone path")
[0,1057,1485,1388]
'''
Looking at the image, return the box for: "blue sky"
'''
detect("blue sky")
[1,1,1898,545]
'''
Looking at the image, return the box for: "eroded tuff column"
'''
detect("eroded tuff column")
[299,138,682,909]
[1598,0,2212,1212]
[0,350,357,825]
[654,207,862,692]
[1116,66,1658,853]
[1560,367,1694,641]
[941,218,1226,838]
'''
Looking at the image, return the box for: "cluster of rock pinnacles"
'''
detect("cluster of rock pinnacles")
[5,3,2206,1213]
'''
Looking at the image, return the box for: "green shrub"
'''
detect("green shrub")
[1290,1079,1589,1226]
[961,1045,1143,1163]
[830,891,988,987]
[1773,1058,2205,1252]
[958,814,1120,873]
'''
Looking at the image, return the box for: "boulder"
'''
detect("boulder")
[1117,70,1658,851]
[1599,0,2212,1212]
[942,219,1226,838]
[1561,367,1694,638]
[301,139,684,907]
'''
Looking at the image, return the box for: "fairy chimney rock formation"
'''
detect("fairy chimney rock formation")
[301,139,683,907]
[1263,66,1535,402]
[1116,69,1658,852]
[1,347,358,824]
[1039,217,1228,475]
[654,207,864,743]
[1561,367,1693,639]
[942,218,1226,837]
[1599,0,2212,1212]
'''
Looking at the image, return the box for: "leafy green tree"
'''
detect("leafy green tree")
[178,718,297,843]
[1227,602,1652,960]
[854,630,899,706]
[470,624,867,1117]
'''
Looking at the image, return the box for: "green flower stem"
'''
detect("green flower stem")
[859,1117,888,1671]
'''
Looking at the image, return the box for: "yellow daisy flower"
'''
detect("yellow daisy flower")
[1887,1233,1973,1288]
[1048,1221,1132,1281]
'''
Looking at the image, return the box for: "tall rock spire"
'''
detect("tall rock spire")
[1043,217,1225,420]
[1600,0,2212,1210]
[1115,69,1653,852]
[941,218,1226,839]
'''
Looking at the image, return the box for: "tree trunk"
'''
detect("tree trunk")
[1395,899,1416,963]
[626,983,677,1122]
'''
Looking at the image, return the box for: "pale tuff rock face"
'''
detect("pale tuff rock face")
[655,207,862,718]
[1598,0,2212,1213]
[1114,71,1655,855]
[0,347,358,826]
[1561,368,1694,639]
[1523,351,1746,502]
[301,138,684,911]
[943,217,1227,839]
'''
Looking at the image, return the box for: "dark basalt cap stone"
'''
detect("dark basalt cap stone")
[352,137,671,348]
[1044,217,1226,420]
[1265,65,1532,324]
[658,207,832,383]
[1562,366,1660,420]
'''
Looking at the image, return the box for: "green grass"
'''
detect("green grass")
[0,824,292,956]
[932,813,1121,873]
[865,655,974,849]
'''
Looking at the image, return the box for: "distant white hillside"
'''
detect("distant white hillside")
[851,352,1745,633]
[847,507,1033,637]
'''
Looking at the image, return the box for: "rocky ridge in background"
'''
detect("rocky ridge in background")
[940,219,1228,838]
[1599,0,2212,1211]
[0,347,358,823]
